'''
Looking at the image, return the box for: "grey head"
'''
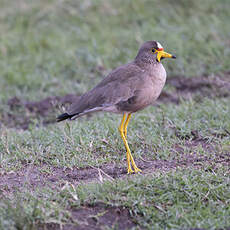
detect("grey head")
[135,40,176,64]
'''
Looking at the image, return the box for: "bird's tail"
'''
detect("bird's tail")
[57,113,73,122]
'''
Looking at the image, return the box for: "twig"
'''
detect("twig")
[139,155,153,163]
[90,165,114,182]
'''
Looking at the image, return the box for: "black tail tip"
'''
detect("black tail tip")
[57,113,71,122]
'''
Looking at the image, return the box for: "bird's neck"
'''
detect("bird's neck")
[134,57,159,69]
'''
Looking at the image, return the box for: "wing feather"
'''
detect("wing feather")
[68,62,145,116]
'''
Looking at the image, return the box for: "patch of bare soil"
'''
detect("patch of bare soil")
[0,136,229,197]
[1,73,230,129]
[40,203,136,230]
[158,73,230,104]
[1,94,81,129]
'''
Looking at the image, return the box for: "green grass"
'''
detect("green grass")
[0,97,229,171]
[0,97,229,229]
[0,0,230,102]
[1,169,229,229]
[0,0,230,229]
[77,170,230,229]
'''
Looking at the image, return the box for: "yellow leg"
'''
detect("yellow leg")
[119,114,133,174]
[119,114,142,174]
[124,114,142,173]
[124,113,131,139]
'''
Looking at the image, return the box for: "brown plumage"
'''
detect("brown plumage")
[57,41,176,173]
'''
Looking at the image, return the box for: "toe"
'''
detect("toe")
[127,168,134,174]
[134,167,142,173]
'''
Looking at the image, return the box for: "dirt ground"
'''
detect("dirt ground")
[1,136,229,229]
[38,202,137,230]
[1,135,229,196]
[1,74,230,230]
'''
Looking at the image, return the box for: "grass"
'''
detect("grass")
[0,97,229,171]
[0,97,229,229]
[77,170,230,229]
[0,0,230,102]
[0,169,229,229]
[0,0,230,229]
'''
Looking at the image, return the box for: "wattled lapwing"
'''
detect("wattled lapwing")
[57,41,176,174]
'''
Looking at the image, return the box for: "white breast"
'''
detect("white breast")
[149,63,167,101]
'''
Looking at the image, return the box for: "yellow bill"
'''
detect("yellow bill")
[156,49,176,62]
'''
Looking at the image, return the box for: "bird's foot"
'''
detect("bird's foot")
[127,167,134,174]
[127,166,142,174]
[133,166,142,173]
[130,158,142,173]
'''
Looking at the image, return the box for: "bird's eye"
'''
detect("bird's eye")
[152,48,156,53]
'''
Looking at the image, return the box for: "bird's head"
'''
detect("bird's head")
[135,41,176,64]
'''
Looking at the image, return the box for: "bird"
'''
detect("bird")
[57,41,176,174]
